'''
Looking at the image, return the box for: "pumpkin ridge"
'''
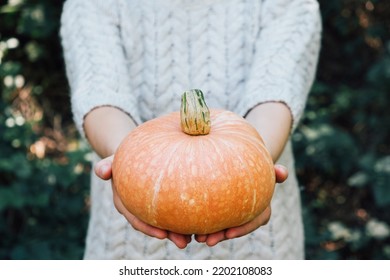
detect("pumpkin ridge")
[149,140,183,225]
[211,129,274,218]
[202,136,253,220]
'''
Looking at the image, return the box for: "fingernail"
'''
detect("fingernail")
[100,164,110,177]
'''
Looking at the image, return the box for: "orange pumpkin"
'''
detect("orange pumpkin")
[112,89,275,234]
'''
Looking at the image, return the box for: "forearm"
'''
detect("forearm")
[245,102,292,162]
[83,102,291,162]
[84,106,137,158]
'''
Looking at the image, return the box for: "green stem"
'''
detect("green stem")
[180,89,211,135]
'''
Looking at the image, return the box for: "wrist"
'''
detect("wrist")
[245,102,292,162]
[84,106,137,158]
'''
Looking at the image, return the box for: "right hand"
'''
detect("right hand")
[194,164,288,246]
[94,155,193,249]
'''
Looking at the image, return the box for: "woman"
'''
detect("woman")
[60,0,322,259]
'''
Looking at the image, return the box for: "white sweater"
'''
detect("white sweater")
[61,0,321,259]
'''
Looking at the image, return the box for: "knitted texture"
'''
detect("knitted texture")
[60,0,321,259]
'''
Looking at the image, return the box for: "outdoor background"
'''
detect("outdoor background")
[0,0,389,259]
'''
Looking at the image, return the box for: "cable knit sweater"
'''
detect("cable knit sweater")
[60,0,321,259]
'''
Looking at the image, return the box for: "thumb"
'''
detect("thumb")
[274,164,288,183]
[94,155,114,180]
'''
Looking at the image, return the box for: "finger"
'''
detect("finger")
[94,155,114,180]
[204,231,227,247]
[168,232,192,249]
[274,164,288,183]
[112,185,168,240]
[225,206,271,239]
[125,211,168,240]
[194,234,208,243]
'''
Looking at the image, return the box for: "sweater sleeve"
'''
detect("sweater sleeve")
[236,0,322,132]
[60,0,140,137]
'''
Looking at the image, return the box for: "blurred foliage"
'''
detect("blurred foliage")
[293,0,390,259]
[0,0,90,259]
[0,0,389,259]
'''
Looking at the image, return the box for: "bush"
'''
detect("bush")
[293,0,390,259]
[0,0,89,259]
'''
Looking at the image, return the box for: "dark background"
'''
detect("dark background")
[0,0,389,259]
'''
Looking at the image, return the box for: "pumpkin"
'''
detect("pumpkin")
[112,89,275,234]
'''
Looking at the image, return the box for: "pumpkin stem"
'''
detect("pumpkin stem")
[180,89,211,135]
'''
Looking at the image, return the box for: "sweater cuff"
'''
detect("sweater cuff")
[71,89,141,139]
[235,87,305,132]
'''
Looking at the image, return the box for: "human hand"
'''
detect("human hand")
[194,164,288,246]
[94,155,192,249]
[95,157,287,248]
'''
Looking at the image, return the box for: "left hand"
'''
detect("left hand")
[194,164,288,246]
[95,155,193,249]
